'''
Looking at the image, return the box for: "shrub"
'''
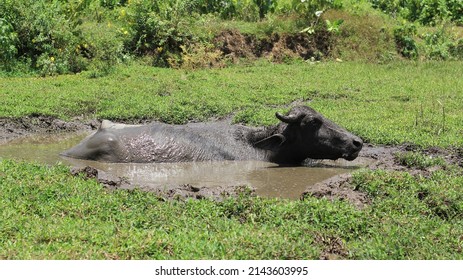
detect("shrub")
[194,0,238,19]
[0,18,18,70]
[394,22,418,58]
[325,9,397,62]
[449,38,463,59]
[369,0,463,25]
[275,0,343,17]
[78,21,128,77]
[100,0,128,9]
[419,26,463,60]
[125,0,194,67]
[0,0,82,75]
[421,28,452,60]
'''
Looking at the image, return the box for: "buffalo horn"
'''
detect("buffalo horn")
[275,112,304,123]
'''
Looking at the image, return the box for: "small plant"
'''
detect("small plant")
[300,10,324,34]
[325,18,344,34]
[393,22,418,58]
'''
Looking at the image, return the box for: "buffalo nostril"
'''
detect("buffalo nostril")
[353,139,363,149]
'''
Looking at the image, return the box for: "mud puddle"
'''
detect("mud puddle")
[0,132,374,200]
[0,132,89,164]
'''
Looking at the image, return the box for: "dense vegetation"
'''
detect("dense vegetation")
[1,0,463,259]
[1,0,462,75]
[370,0,463,25]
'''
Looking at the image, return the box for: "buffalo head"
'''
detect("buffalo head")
[254,106,363,163]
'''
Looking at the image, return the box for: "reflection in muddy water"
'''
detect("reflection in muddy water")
[0,132,373,199]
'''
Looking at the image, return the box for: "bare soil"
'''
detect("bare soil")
[213,29,332,63]
[2,116,462,205]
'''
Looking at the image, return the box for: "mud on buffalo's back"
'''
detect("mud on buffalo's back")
[61,106,363,164]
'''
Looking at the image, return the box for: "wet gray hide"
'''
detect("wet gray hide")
[61,106,363,164]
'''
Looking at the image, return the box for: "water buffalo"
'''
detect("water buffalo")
[61,106,363,164]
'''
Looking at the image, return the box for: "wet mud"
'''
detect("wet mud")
[0,115,97,143]
[1,116,461,205]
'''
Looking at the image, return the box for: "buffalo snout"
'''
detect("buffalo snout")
[343,136,363,161]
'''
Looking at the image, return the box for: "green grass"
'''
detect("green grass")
[2,60,463,147]
[350,168,463,259]
[2,60,463,259]
[2,159,463,259]
[395,151,446,169]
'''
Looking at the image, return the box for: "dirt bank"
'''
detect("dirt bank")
[214,29,332,63]
[2,116,461,205]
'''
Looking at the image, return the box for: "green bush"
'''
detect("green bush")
[419,26,463,60]
[100,0,128,9]
[421,28,452,60]
[370,0,463,25]
[0,1,94,73]
[124,0,194,67]
[79,21,128,77]
[194,0,239,18]
[0,18,18,70]
[2,0,463,75]
[274,0,342,16]
[0,0,82,75]
[393,22,418,58]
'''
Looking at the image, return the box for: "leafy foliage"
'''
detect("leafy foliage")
[0,0,462,75]
[0,18,17,70]
[369,0,463,25]
[393,22,418,58]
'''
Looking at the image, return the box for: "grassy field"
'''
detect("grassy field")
[1,60,463,259]
[2,60,463,147]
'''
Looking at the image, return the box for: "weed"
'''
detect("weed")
[414,100,447,136]
[169,43,226,69]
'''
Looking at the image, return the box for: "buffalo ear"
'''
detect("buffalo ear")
[253,134,286,151]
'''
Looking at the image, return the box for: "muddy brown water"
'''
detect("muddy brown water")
[0,132,374,199]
